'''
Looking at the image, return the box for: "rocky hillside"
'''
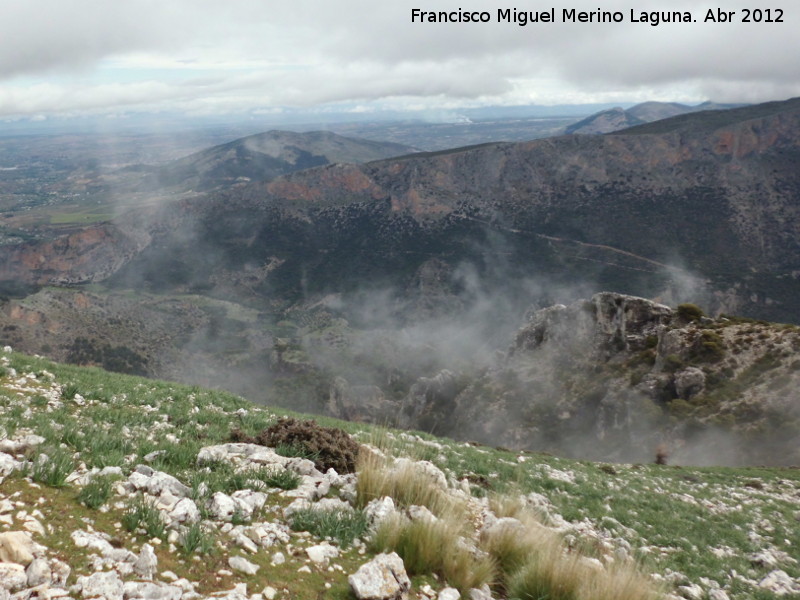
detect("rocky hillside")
[325,292,800,467]
[3,98,800,322]
[565,102,745,135]
[146,130,417,192]
[1,348,799,600]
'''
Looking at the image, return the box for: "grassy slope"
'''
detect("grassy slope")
[1,350,798,599]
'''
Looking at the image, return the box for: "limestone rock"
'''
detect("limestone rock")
[348,552,410,600]
[0,531,35,565]
[76,571,125,600]
[134,543,159,580]
[306,542,340,565]
[123,581,183,600]
[674,367,706,399]
[364,497,397,530]
[25,557,51,587]
[758,570,800,596]
[0,563,27,592]
[229,556,260,576]
[438,589,460,600]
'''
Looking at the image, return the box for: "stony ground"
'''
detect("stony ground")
[0,347,799,600]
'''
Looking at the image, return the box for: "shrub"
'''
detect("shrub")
[290,508,368,548]
[677,303,705,322]
[231,417,361,473]
[371,514,495,593]
[506,546,582,600]
[579,563,664,600]
[356,451,463,518]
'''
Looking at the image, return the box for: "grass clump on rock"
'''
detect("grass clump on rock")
[231,417,361,473]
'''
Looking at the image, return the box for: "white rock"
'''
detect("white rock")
[25,557,51,587]
[364,497,396,530]
[208,493,237,521]
[0,453,18,478]
[407,505,437,523]
[758,570,800,596]
[0,531,34,565]
[123,581,183,600]
[262,587,278,600]
[0,563,27,592]
[76,571,125,600]
[134,543,159,580]
[468,586,493,600]
[677,584,704,600]
[169,498,200,524]
[348,552,410,600]
[231,490,268,519]
[50,558,71,587]
[708,590,730,600]
[271,552,286,565]
[229,556,260,576]
[438,588,460,600]
[306,542,340,565]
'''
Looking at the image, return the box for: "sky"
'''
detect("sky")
[0,0,798,122]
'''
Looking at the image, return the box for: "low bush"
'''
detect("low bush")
[371,514,495,593]
[231,417,361,473]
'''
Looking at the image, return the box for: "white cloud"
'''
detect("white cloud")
[0,0,796,117]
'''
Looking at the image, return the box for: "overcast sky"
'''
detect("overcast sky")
[0,0,797,121]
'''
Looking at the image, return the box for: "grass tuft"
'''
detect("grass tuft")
[77,474,118,509]
[290,508,368,548]
[28,448,75,487]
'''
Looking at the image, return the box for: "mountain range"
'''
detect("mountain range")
[2,97,800,464]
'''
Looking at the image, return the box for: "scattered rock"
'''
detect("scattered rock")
[758,570,800,596]
[75,571,125,600]
[0,531,35,565]
[25,557,51,587]
[134,543,158,580]
[438,588,460,600]
[348,552,410,600]
[229,556,260,576]
[306,542,339,565]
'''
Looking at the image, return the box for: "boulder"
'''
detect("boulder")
[25,557,51,587]
[229,556,260,576]
[76,571,125,600]
[348,552,410,600]
[0,531,35,565]
[134,543,158,580]
[0,563,27,592]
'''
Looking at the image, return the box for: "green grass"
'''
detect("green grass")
[77,474,119,509]
[122,495,167,541]
[290,508,368,548]
[28,447,75,487]
[2,350,799,598]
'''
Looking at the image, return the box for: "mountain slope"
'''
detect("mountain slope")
[1,348,799,599]
[566,100,746,134]
[149,130,417,191]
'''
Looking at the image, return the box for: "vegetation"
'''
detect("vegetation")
[290,508,368,548]
[232,417,361,473]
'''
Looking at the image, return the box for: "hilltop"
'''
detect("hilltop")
[0,348,799,599]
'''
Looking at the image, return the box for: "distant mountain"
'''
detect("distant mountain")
[4,98,800,323]
[149,130,417,191]
[565,100,746,135]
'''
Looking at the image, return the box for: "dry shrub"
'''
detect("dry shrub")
[232,417,361,473]
[506,542,583,600]
[371,514,495,593]
[356,450,463,518]
[579,562,664,600]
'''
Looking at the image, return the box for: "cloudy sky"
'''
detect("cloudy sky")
[0,0,797,121]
